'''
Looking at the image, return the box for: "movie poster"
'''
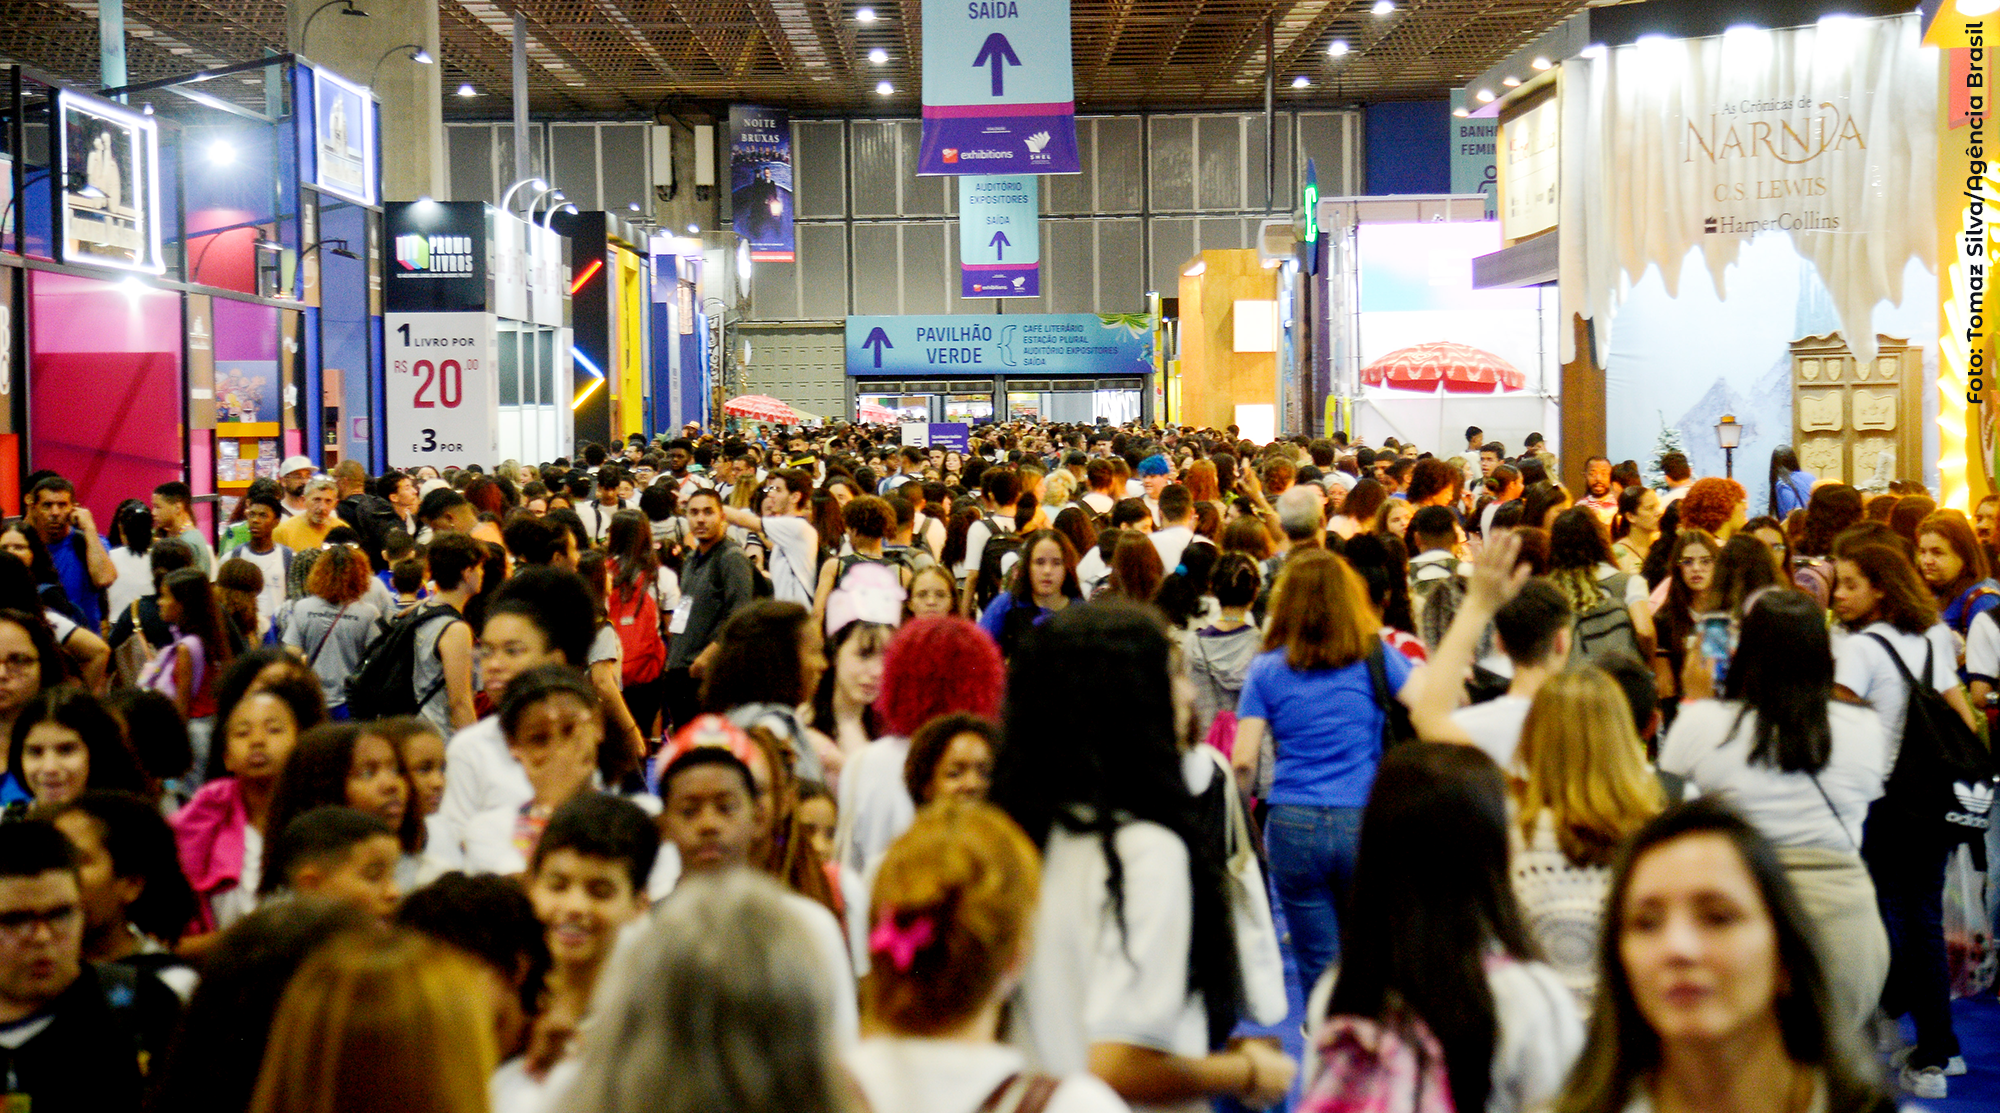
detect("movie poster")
[57,94,162,274]
[728,106,794,262]
[314,67,375,205]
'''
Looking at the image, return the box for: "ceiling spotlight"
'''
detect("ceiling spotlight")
[876,80,894,95]
[1291,75,1309,89]
[1327,39,1349,57]
[1475,88,1495,103]
[856,6,876,21]
[1453,107,1470,118]
[687,223,700,234]
[1531,56,1552,70]
[868,47,888,64]
[412,48,434,64]
[1502,75,1521,87]
[208,140,237,166]
[456,83,478,97]
[628,202,641,212]
[1372,0,1395,14]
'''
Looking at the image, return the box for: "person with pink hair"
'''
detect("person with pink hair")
[832,615,1004,962]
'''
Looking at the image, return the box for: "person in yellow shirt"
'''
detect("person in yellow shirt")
[273,478,339,550]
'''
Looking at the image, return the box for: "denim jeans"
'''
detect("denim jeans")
[1862,802,1961,1068]
[1264,803,1365,992]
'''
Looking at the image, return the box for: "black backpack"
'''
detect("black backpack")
[344,604,462,720]
[969,516,1023,612]
[1866,633,1999,852]
[1572,576,1641,663]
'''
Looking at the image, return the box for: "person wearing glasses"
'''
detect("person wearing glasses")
[1651,529,1724,719]
[0,820,182,1111]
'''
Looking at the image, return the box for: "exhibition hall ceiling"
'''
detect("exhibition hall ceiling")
[0,0,1595,116]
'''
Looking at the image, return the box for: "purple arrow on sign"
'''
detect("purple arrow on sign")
[973,33,1020,97]
[862,326,894,367]
[989,230,1011,260]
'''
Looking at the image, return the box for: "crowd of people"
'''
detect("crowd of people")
[0,418,1990,1113]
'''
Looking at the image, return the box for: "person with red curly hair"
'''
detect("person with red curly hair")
[1675,476,1747,538]
[833,616,1004,892]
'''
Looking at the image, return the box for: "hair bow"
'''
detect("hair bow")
[868,913,935,972]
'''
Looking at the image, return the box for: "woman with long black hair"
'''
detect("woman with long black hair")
[1305,742,1582,1113]
[1659,589,1889,1036]
[992,601,1294,1112]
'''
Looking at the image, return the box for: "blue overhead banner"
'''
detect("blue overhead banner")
[729,105,794,262]
[958,175,1040,298]
[846,312,1153,378]
[919,0,1078,175]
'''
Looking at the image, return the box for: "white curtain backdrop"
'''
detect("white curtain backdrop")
[1559,13,1937,367]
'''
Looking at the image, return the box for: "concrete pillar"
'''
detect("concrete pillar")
[288,0,444,202]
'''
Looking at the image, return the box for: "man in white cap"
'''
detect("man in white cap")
[278,455,316,519]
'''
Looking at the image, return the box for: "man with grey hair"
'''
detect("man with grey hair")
[274,476,340,550]
[1253,485,1327,623]
[1276,484,1326,550]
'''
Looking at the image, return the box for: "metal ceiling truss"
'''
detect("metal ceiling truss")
[0,0,1589,117]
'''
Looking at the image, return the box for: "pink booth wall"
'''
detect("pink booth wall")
[29,271,185,523]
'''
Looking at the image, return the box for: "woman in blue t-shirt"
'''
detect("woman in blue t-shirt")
[1230,548,1413,990]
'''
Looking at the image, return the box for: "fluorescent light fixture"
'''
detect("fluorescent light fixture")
[1475,88,1496,103]
[1292,75,1309,89]
[855,6,876,21]
[1531,56,1552,70]
[1327,39,1349,57]
[1372,0,1395,14]
[572,377,605,410]
[456,83,477,97]
[876,80,894,95]
[868,47,888,64]
[207,140,236,165]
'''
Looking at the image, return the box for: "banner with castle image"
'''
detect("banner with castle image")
[1559,13,1941,506]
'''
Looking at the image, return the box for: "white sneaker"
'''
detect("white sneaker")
[1900,1065,1947,1100]
[1890,1048,1968,1076]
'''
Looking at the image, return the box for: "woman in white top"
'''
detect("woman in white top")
[1552,799,1898,1113]
[1826,538,1972,1094]
[1659,589,1889,1036]
[1303,743,1583,1113]
[993,602,1295,1113]
[849,799,1129,1113]
[1509,668,1665,1017]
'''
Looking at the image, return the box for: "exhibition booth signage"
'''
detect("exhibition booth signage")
[845,312,1154,378]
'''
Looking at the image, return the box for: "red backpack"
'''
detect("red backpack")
[608,580,666,687]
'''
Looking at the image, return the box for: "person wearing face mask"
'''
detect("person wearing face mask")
[434,569,599,872]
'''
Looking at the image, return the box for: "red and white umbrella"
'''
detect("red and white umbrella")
[855,402,898,424]
[1359,341,1527,394]
[723,394,798,422]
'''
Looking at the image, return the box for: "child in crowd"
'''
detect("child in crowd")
[259,804,403,920]
[658,744,858,1043]
[494,793,657,1112]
